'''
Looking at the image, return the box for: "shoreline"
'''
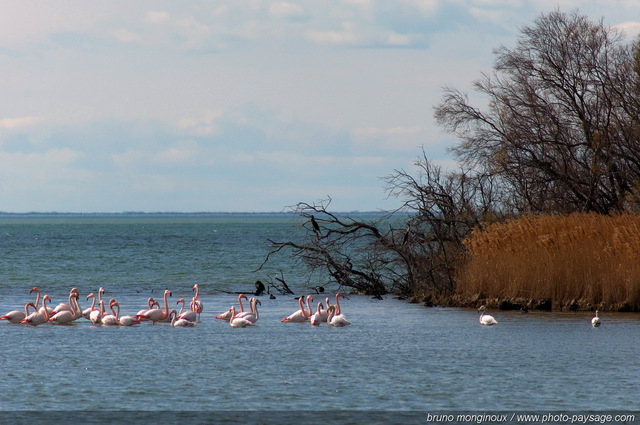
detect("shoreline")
[414,293,640,313]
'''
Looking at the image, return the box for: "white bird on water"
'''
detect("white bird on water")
[478,305,498,326]
[592,310,601,327]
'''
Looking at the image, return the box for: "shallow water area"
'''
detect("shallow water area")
[0,214,638,421]
[1,295,639,414]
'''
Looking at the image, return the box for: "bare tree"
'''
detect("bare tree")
[385,152,511,297]
[259,152,508,298]
[259,197,396,297]
[435,10,640,214]
[259,9,640,299]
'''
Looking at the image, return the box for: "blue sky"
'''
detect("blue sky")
[0,1,638,212]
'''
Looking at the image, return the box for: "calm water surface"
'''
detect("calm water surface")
[0,215,638,421]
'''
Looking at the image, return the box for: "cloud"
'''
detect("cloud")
[177,110,223,137]
[615,21,640,38]
[0,1,637,212]
[146,11,171,24]
[269,2,309,21]
[0,147,86,190]
[352,126,428,153]
[111,28,141,43]
[307,25,358,45]
[0,116,39,130]
[151,141,199,166]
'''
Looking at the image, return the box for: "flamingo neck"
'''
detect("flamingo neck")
[335,295,342,315]
[42,298,50,320]
[238,295,246,312]
[298,297,306,316]
[253,301,259,320]
[328,308,335,322]
[305,296,313,316]
[33,290,41,309]
[163,292,170,314]
[71,296,81,319]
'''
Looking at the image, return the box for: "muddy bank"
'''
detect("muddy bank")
[414,293,640,313]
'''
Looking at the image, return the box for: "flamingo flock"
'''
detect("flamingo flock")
[1,287,607,329]
[279,293,350,327]
[0,285,351,328]
[0,284,205,328]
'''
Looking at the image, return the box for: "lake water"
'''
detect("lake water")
[0,214,638,424]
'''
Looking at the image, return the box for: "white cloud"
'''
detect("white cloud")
[152,148,195,165]
[177,111,223,137]
[0,148,85,189]
[0,116,39,129]
[307,24,358,45]
[352,126,423,138]
[146,11,171,24]
[615,21,640,38]
[0,1,637,212]
[269,2,308,20]
[352,126,429,153]
[111,28,141,43]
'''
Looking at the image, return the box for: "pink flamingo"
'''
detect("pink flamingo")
[282,296,310,322]
[176,298,197,322]
[88,287,107,324]
[215,294,248,320]
[51,288,80,314]
[30,287,54,316]
[101,299,119,326]
[190,284,204,319]
[170,309,195,327]
[229,306,253,328]
[110,301,140,326]
[21,295,52,326]
[310,301,324,326]
[319,297,331,322]
[49,291,81,325]
[329,293,350,327]
[135,297,159,318]
[88,294,103,324]
[0,301,30,324]
[0,286,38,323]
[21,303,39,324]
[236,298,261,324]
[84,293,97,320]
[305,295,314,319]
[92,300,106,325]
[135,289,172,324]
[97,287,106,310]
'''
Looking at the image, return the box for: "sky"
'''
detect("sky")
[0,1,638,213]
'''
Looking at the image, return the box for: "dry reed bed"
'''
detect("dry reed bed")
[457,212,640,311]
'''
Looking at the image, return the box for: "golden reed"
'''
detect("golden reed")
[457,212,640,311]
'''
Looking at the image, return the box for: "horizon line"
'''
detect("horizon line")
[0,210,395,215]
